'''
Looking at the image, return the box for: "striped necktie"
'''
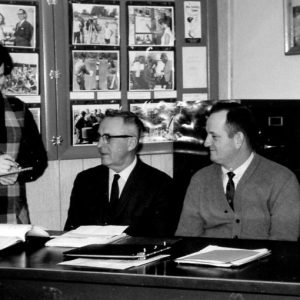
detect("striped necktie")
[226,171,235,210]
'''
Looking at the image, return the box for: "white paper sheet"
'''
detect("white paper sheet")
[59,254,170,270]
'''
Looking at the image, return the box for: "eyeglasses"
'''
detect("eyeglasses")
[98,134,134,144]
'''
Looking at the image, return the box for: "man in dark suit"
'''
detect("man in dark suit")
[65,110,179,237]
[13,9,33,47]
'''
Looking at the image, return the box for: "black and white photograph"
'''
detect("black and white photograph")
[172,100,212,144]
[294,5,300,47]
[5,52,38,95]
[72,50,119,91]
[72,103,120,145]
[130,100,176,143]
[128,5,174,47]
[284,0,300,54]
[1,1,300,296]
[129,50,174,91]
[72,3,119,46]
[130,99,213,144]
[0,4,36,48]
[184,1,202,43]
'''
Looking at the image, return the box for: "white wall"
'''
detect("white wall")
[219,0,300,99]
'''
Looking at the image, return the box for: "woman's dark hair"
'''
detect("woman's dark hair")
[0,13,5,26]
[159,15,172,30]
[209,101,259,150]
[0,44,14,76]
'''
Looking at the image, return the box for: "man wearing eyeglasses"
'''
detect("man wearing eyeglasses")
[64,110,179,237]
[13,9,33,47]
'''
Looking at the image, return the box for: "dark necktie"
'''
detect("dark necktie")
[110,174,120,211]
[226,171,235,210]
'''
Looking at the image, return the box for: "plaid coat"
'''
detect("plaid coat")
[0,94,48,223]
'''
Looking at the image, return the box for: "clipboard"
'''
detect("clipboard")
[63,243,172,260]
[0,167,33,177]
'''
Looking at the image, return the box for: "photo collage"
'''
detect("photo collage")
[0,2,40,130]
[70,1,177,146]
[70,2,121,145]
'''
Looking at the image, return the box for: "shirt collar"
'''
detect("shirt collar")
[222,152,255,180]
[109,156,137,182]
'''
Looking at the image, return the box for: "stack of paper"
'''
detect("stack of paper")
[59,255,169,270]
[57,235,174,270]
[175,245,271,267]
[45,225,128,248]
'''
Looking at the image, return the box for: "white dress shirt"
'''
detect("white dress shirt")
[221,152,255,192]
[109,156,137,201]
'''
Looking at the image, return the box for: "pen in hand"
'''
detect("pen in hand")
[0,151,20,172]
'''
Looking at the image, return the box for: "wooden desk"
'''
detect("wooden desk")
[0,237,300,299]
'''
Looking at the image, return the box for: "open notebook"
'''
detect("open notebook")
[0,224,49,251]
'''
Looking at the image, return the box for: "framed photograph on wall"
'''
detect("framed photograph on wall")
[284,0,300,55]
[128,5,175,47]
[0,4,36,49]
[5,52,39,96]
[129,50,174,91]
[172,100,213,145]
[71,3,119,46]
[184,1,202,43]
[72,50,120,91]
[129,99,177,143]
[72,102,120,146]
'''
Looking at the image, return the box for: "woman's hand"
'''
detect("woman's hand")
[0,154,19,185]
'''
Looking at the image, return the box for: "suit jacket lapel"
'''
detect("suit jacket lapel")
[113,160,142,218]
[89,166,110,221]
[102,166,109,201]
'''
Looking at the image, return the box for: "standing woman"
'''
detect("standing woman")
[0,45,47,223]
[160,16,174,46]
[0,13,6,45]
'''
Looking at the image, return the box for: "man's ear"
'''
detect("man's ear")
[234,131,245,148]
[127,136,138,151]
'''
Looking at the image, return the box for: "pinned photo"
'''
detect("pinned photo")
[129,50,174,91]
[0,4,36,48]
[72,103,120,146]
[128,5,174,47]
[5,52,38,96]
[130,100,176,143]
[72,50,119,91]
[72,3,119,46]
